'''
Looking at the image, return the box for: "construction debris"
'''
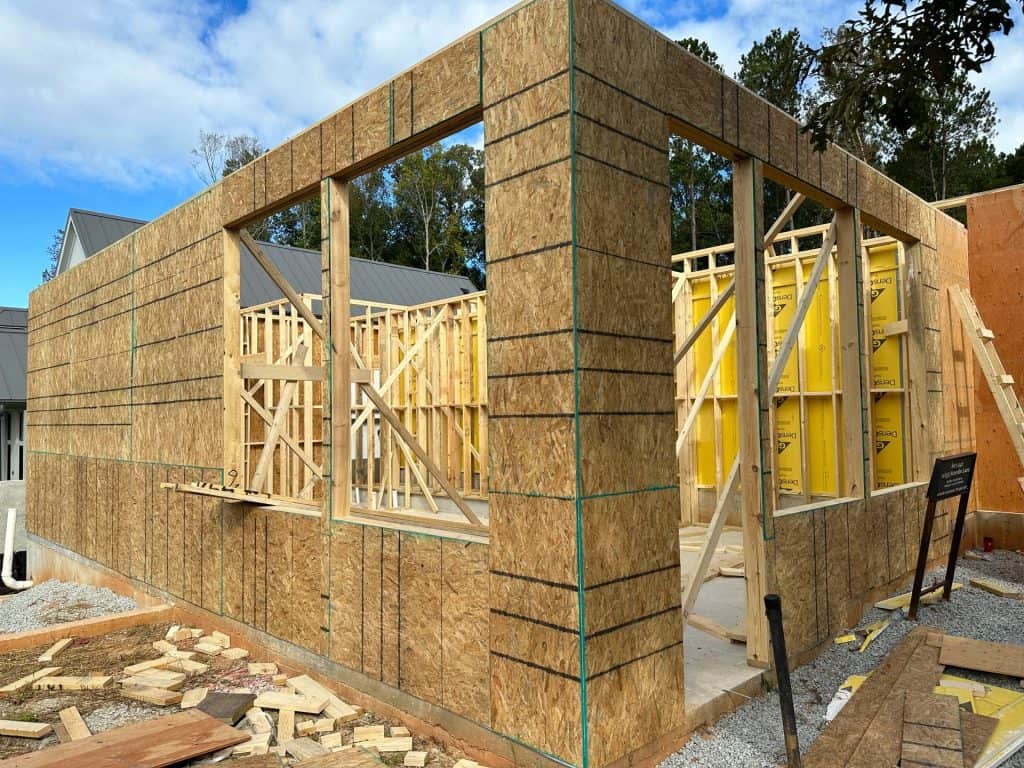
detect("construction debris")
[37,638,72,663]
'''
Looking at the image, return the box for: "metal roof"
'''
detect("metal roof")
[240,240,477,308]
[65,210,477,309]
[67,209,146,259]
[0,308,27,405]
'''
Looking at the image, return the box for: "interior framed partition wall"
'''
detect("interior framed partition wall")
[24,1,974,767]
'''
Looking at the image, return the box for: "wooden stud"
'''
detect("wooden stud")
[224,228,244,480]
[837,207,869,498]
[57,707,91,741]
[733,157,772,666]
[327,177,351,522]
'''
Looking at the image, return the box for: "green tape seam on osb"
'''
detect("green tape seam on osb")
[567,0,589,765]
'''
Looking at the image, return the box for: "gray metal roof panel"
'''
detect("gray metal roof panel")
[0,307,27,404]
[240,241,477,309]
[63,209,477,309]
[68,209,146,257]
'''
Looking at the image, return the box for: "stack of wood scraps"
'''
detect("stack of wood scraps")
[807,629,1024,767]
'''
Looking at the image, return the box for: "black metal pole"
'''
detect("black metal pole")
[908,498,938,620]
[765,594,802,768]
[943,492,970,600]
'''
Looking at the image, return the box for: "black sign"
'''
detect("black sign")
[926,453,977,501]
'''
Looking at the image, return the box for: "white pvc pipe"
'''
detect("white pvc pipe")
[3,508,31,590]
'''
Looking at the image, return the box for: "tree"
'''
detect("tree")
[807,24,891,166]
[391,143,484,274]
[670,38,733,256]
[805,0,1019,150]
[191,131,263,185]
[41,228,64,283]
[738,29,829,231]
[1000,142,1024,185]
[738,29,814,116]
[883,72,999,200]
[350,168,395,262]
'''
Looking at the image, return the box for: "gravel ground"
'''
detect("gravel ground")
[664,549,1024,768]
[0,580,137,633]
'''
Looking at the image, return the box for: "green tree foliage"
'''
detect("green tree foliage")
[738,29,833,232]
[805,0,1019,151]
[1000,142,1024,184]
[193,132,484,283]
[41,228,64,283]
[883,72,1000,200]
[670,38,732,256]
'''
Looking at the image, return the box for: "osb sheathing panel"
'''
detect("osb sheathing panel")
[578,414,676,495]
[489,610,580,678]
[353,86,390,165]
[398,533,443,705]
[487,333,574,377]
[392,72,413,144]
[484,160,572,262]
[264,144,293,207]
[482,0,569,106]
[489,371,573,417]
[485,115,571,186]
[328,523,363,670]
[488,416,575,495]
[485,247,573,338]
[586,645,685,768]
[772,485,933,657]
[490,654,582,766]
[362,526,384,680]
[381,530,400,688]
[489,495,577,585]
[411,35,480,134]
[292,125,322,192]
[575,252,672,335]
[580,489,678,588]
[441,540,490,723]
[966,189,1023,511]
[485,73,570,142]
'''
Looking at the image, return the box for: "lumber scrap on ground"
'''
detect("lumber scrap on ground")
[0,710,247,767]
[939,635,1024,678]
[0,606,172,653]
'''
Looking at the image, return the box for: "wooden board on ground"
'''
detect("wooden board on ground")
[197,692,256,724]
[0,721,52,739]
[939,635,1024,678]
[404,752,427,767]
[284,738,327,760]
[180,687,208,709]
[124,658,174,676]
[687,613,746,643]
[0,667,61,696]
[352,725,386,743]
[0,710,247,767]
[286,675,360,722]
[38,639,73,663]
[33,675,112,691]
[277,709,295,744]
[363,736,413,752]
[969,577,1022,599]
[254,691,327,714]
[121,686,183,706]
[57,707,90,741]
[0,605,172,654]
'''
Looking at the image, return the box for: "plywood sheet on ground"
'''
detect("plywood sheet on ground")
[0,710,247,768]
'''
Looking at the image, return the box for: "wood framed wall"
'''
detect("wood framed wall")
[25,0,975,766]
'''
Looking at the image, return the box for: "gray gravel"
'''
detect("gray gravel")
[85,702,165,734]
[664,549,1024,768]
[0,580,137,633]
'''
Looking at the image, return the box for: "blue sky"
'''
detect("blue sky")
[1,0,1022,309]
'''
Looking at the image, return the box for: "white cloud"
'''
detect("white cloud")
[0,0,508,190]
[0,0,1020,193]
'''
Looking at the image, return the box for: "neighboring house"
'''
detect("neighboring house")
[55,209,477,306]
[0,308,26,482]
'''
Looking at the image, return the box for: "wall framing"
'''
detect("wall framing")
[26,0,975,766]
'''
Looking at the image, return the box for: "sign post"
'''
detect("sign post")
[908,452,977,620]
